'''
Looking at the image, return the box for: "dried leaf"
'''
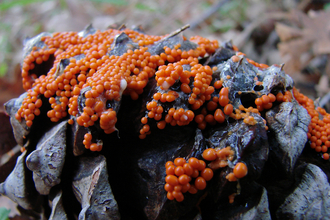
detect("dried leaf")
[276,10,330,74]
[275,22,302,42]
[277,39,311,75]
[26,121,67,195]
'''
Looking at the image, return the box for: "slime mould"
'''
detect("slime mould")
[1,24,330,220]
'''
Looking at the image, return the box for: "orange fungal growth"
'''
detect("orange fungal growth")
[224,104,233,115]
[165,146,243,202]
[209,146,234,170]
[174,157,186,166]
[231,55,240,62]
[226,173,237,182]
[202,148,217,161]
[291,87,330,159]
[201,168,213,181]
[216,146,234,160]
[18,28,222,143]
[214,109,225,123]
[233,162,248,179]
[213,80,223,89]
[188,157,200,169]
[228,193,237,204]
[164,152,219,202]
[165,175,179,186]
[165,161,174,168]
[195,177,207,190]
[90,142,103,152]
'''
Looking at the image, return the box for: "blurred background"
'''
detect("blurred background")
[1,0,330,218]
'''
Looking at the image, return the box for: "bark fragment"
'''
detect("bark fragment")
[72,155,120,220]
[277,164,330,219]
[26,121,67,195]
[266,101,310,173]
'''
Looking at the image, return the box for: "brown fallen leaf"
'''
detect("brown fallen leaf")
[275,9,330,80]
[275,22,303,42]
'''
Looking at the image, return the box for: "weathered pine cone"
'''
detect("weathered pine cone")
[1,24,330,220]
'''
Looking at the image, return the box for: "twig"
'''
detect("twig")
[158,24,191,42]
[0,145,21,166]
[189,0,231,29]
[167,24,190,38]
